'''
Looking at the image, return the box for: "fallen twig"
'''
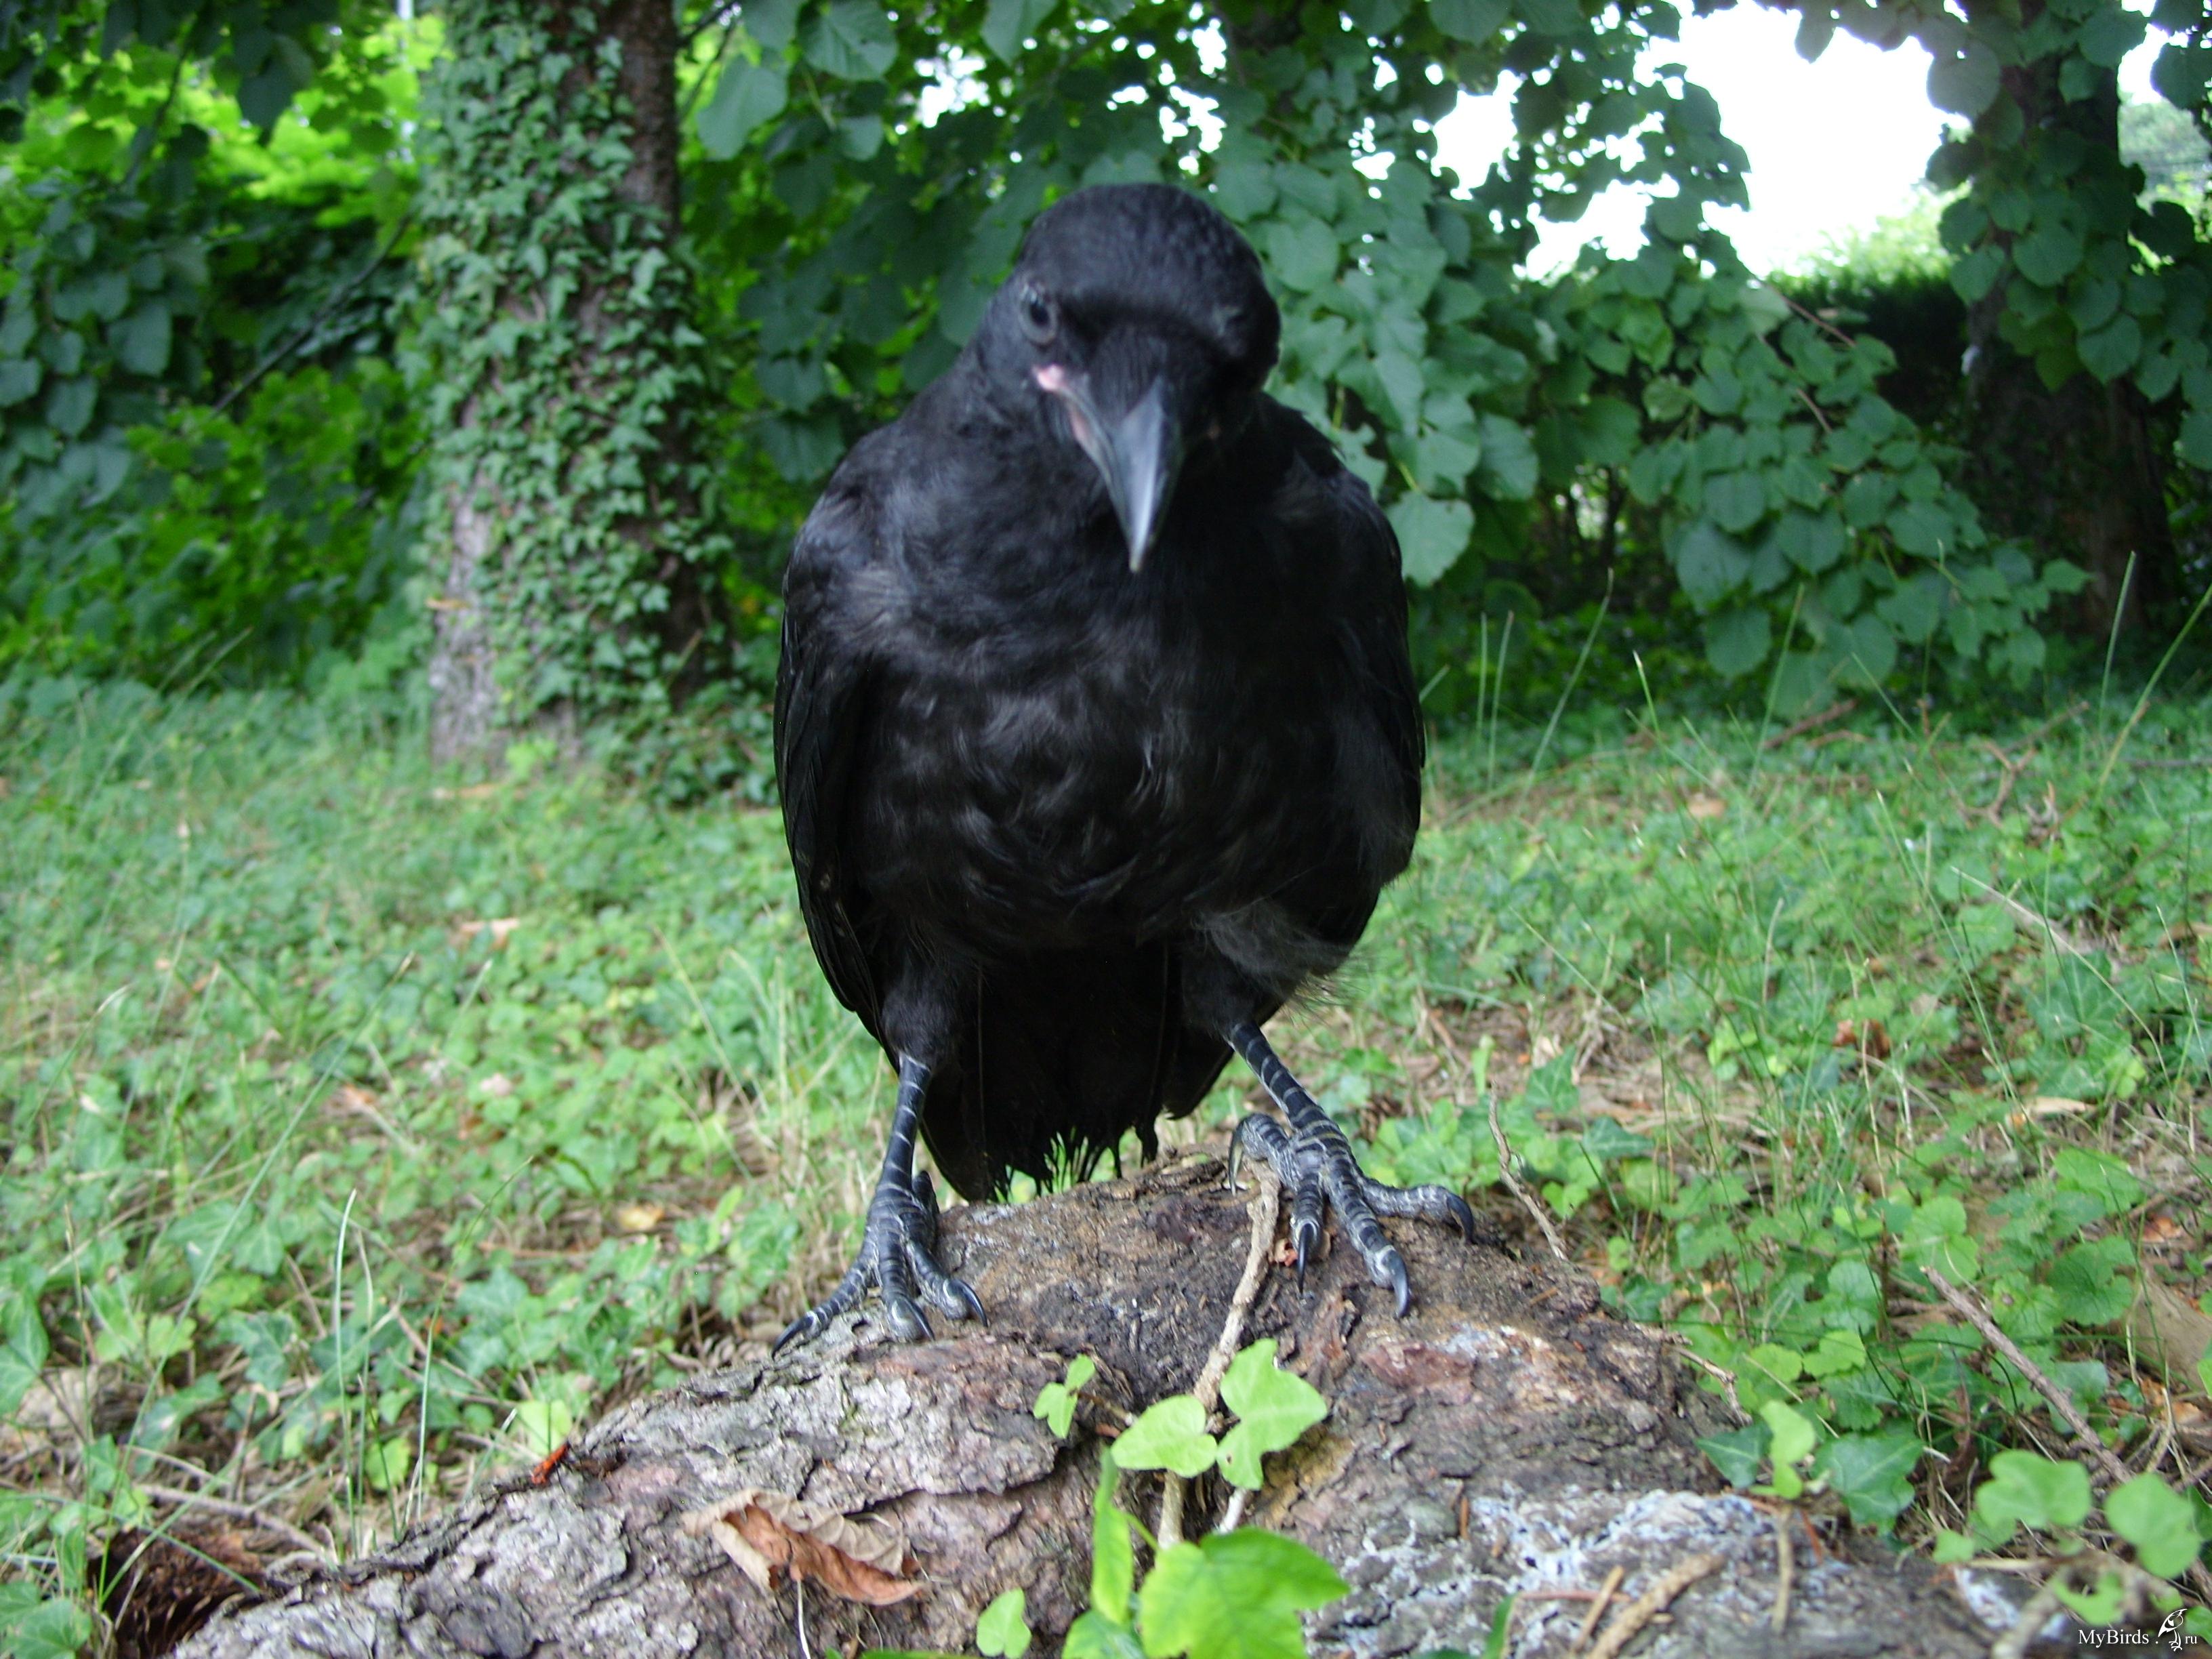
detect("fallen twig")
[1760,697,1858,750]
[136,1482,328,1559]
[1572,1563,1625,1651]
[1584,1552,1724,1659]
[1159,1164,1281,1550]
[1490,1090,1570,1263]
[1922,1268,2129,1488]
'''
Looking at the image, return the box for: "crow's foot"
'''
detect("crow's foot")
[1225,1021,1476,1316]
[775,1059,983,1353]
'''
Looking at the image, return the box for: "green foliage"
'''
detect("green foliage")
[1137,1530,1347,1659]
[978,1587,1033,1658]
[1034,1352,1097,1437]
[0,3,428,683]
[1109,1339,1328,1490]
[3,680,2207,1641]
[410,1,735,734]
[1017,1368,1346,1659]
[675,0,2156,703]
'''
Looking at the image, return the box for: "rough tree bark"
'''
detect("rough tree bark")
[168,1157,2036,1659]
[1960,11,2183,640]
[421,0,723,769]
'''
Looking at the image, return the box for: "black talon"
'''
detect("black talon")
[1225,1019,1473,1317]
[776,1057,985,1353]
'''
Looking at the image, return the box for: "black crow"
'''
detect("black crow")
[773,182,1473,1349]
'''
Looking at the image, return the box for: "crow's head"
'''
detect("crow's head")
[982,183,1280,571]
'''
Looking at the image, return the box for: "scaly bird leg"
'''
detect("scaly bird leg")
[1224,1019,1476,1316]
[775,1057,984,1352]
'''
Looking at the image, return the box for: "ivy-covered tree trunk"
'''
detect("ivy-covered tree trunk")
[1959,27,2182,640]
[419,0,725,767]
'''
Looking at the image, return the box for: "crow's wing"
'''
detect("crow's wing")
[774,487,882,1035]
[1333,457,1427,824]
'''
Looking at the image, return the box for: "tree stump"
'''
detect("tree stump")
[176,1155,2015,1658]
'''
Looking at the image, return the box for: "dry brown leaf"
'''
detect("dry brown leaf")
[450,916,522,951]
[2125,1279,2212,1397]
[680,1490,920,1605]
[1832,1019,1891,1061]
[1686,793,1726,819]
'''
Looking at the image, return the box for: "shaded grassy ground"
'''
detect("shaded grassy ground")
[2,675,2208,1647]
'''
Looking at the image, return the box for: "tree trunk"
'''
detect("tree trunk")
[1961,39,2182,640]
[419,0,726,769]
[169,1157,2028,1659]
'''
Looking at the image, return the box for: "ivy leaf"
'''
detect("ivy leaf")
[1388,493,1474,586]
[1760,1400,1818,1489]
[2179,408,2212,469]
[2105,1474,2201,1578]
[1090,1449,1136,1624]
[1973,1450,2092,1542]
[1065,1611,1147,1659]
[802,0,898,80]
[1698,1422,1769,1489]
[1801,1328,1868,1378]
[1263,216,1337,291]
[2049,1235,2134,1326]
[45,375,96,437]
[1795,8,1835,61]
[840,114,884,160]
[1950,245,2006,303]
[1704,470,1768,533]
[1111,1394,1217,1477]
[1815,1431,1922,1530]
[1216,1339,1328,1490]
[0,356,41,407]
[1927,45,2001,116]
[2013,226,2085,287]
[1474,413,1538,500]
[1776,510,1845,573]
[1033,1353,1096,1438]
[978,1586,1034,1657]
[746,0,802,52]
[363,1435,413,1493]
[112,304,171,376]
[1886,499,1950,558]
[2076,7,2146,68]
[1703,606,1769,678]
[2077,315,2142,382]
[0,1598,91,1659]
[0,1300,47,1418]
[1579,396,1639,466]
[983,0,1057,62]
[1675,520,1750,607]
[1875,572,1945,643]
[1374,350,1426,433]
[1431,0,1509,41]
[698,60,789,157]
[1136,1530,1347,1659]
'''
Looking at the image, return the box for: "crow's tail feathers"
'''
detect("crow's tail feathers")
[919,943,1231,1201]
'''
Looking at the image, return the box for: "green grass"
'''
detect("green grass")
[2,675,2208,1647]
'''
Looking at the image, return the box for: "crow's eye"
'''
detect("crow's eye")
[1020,288,1057,344]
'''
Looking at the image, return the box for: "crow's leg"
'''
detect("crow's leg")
[1224,1020,1476,1315]
[775,1057,983,1352]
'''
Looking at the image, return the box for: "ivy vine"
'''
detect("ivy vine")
[411,0,731,745]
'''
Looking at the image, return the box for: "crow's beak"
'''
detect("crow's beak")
[1037,368,1182,571]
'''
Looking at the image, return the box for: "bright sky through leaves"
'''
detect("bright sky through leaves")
[1433,2,2171,276]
